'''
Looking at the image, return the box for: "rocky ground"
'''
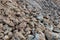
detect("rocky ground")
[0,0,60,40]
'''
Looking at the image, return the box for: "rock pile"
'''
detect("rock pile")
[0,0,60,40]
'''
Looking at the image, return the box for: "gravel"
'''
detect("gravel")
[0,0,60,40]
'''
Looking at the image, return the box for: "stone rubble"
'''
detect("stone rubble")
[0,0,60,40]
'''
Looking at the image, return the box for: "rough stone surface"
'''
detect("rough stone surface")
[0,0,60,40]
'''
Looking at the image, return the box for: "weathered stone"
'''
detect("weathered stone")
[37,13,43,21]
[8,32,13,38]
[0,33,4,38]
[15,31,26,40]
[3,35,9,40]
[45,30,59,40]
[0,0,60,40]
[53,27,60,33]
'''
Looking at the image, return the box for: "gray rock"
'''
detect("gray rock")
[53,27,60,33]
[33,33,40,40]
[27,35,34,40]
[37,13,43,21]
[45,30,59,40]
[58,34,60,40]
[3,24,12,31]
[46,25,53,31]
[26,0,42,9]
[27,33,40,40]
[0,33,4,38]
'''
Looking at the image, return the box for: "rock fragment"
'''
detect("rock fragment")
[3,35,9,40]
